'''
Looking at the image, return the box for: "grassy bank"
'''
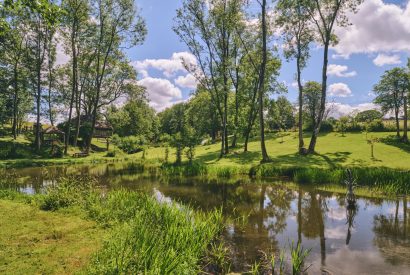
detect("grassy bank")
[0,177,223,274]
[0,200,104,275]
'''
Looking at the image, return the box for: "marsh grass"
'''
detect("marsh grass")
[87,191,223,274]
[9,176,225,274]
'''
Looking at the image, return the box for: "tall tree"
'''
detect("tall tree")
[303,81,322,129]
[276,0,313,154]
[257,0,270,162]
[305,0,363,153]
[61,0,90,153]
[374,68,409,141]
[26,6,57,151]
[174,0,243,157]
[84,0,146,152]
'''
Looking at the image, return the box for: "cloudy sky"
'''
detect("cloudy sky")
[125,0,410,115]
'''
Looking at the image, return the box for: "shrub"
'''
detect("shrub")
[37,176,95,211]
[112,135,147,154]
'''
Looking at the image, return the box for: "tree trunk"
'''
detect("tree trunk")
[403,94,408,142]
[297,54,305,153]
[35,69,41,152]
[231,86,239,148]
[395,107,401,139]
[297,188,302,244]
[65,22,78,154]
[308,42,330,154]
[258,0,269,162]
[223,93,229,155]
[12,62,18,140]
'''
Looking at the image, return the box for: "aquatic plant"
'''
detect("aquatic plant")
[290,241,311,275]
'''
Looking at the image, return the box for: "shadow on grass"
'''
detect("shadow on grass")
[381,136,410,154]
[266,151,350,168]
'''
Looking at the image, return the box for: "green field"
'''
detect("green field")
[140,132,410,170]
[1,131,409,170]
[0,200,105,275]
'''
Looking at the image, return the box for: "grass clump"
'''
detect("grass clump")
[89,196,222,274]
[2,175,225,274]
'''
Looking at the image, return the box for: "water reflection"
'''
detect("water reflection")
[5,163,410,274]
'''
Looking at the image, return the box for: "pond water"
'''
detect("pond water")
[6,162,410,274]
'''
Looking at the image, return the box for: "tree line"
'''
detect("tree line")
[1,0,409,163]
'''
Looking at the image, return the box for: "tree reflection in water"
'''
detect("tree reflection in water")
[373,197,410,265]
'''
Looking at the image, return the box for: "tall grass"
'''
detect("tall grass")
[22,176,224,273]
[89,192,222,274]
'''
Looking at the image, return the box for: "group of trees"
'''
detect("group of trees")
[171,0,364,162]
[3,0,408,163]
[373,61,410,142]
[0,0,147,153]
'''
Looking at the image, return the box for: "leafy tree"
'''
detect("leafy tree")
[305,0,364,153]
[267,96,295,131]
[61,0,90,153]
[174,0,244,157]
[107,94,158,141]
[302,81,322,129]
[84,0,146,152]
[374,68,409,141]
[355,110,383,123]
[276,0,313,153]
[336,116,349,136]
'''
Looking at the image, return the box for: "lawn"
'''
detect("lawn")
[138,132,410,170]
[1,131,409,170]
[0,200,105,275]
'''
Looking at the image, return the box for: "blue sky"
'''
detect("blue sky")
[125,0,410,115]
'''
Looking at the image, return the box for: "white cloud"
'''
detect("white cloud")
[372,53,402,67]
[132,52,197,78]
[175,74,198,89]
[334,0,410,56]
[327,102,379,118]
[328,83,352,97]
[328,64,357,78]
[138,77,182,111]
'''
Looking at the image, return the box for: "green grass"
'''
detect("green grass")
[0,176,224,274]
[0,200,105,275]
[132,132,410,170]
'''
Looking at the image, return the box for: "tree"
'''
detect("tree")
[0,8,30,139]
[374,68,409,141]
[257,0,269,162]
[276,0,313,154]
[84,0,146,152]
[355,110,383,123]
[267,96,295,131]
[302,81,322,129]
[305,0,364,153]
[61,0,90,153]
[174,0,244,157]
[25,2,60,152]
[107,90,158,141]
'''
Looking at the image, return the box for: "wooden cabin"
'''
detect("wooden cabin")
[42,126,65,145]
[93,122,113,138]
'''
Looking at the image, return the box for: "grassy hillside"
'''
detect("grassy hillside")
[139,132,410,170]
[0,131,409,170]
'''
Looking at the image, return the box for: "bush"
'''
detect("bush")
[112,135,147,154]
[105,150,116,157]
[367,120,385,132]
[37,176,95,211]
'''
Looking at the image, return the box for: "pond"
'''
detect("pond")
[7,162,410,274]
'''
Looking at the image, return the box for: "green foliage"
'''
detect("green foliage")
[356,110,383,123]
[290,241,311,275]
[267,96,296,131]
[88,192,222,274]
[37,176,95,211]
[112,134,147,154]
[107,99,158,141]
